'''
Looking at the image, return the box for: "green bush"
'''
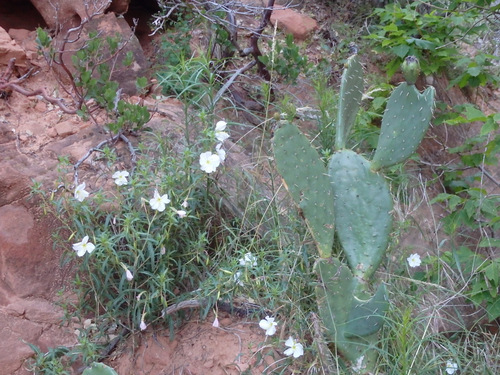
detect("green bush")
[366,0,499,87]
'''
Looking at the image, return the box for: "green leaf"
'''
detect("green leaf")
[430,193,462,210]
[136,76,148,89]
[478,238,500,248]
[486,298,500,321]
[483,261,499,286]
[464,105,486,122]
[391,44,410,58]
[480,117,499,136]
[406,38,436,50]
[467,66,482,77]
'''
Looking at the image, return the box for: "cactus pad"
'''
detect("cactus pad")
[372,82,435,170]
[273,122,335,258]
[316,258,388,372]
[328,150,393,280]
[335,54,364,150]
[83,363,119,375]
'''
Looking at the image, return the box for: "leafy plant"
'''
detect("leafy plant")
[422,104,500,320]
[25,344,72,375]
[259,34,310,84]
[421,246,500,321]
[36,28,150,133]
[366,1,499,87]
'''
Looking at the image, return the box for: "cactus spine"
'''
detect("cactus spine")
[273,55,434,373]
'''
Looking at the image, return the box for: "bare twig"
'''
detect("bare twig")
[1,80,78,114]
[213,60,257,105]
[73,131,137,185]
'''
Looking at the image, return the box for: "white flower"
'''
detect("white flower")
[175,209,187,218]
[112,171,129,186]
[239,252,257,267]
[215,120,229,143]
[149,189,170,212]
[125,269,134,281]
[74,182,89,202]
[199,151,221,173]
[72,236,95,257]
[215,120,227,131]
[407,253,422,268]
[140,319,147,331]
[216,143,226,162]
[259,316,277,336]
[181,200,189,208]
[445,360,458,374]
[233,271,244,286]
[284,336,304,358]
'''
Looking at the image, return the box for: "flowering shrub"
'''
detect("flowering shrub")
[40,120,229,334]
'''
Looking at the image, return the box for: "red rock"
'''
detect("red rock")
[270,8,317,41]
[30,0,130,30]
[0,26,27,67]
[55,121,76,137]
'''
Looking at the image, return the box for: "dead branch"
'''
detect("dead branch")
[73,131,137,186]
[0,59,78,113]
[249,0,275,82]
[213,60,256,105]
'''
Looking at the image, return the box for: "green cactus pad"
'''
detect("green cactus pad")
[372,82,435,170]
[315,258,386,372]
[328,150,393,280]
[345,283,388,338]
[83,363,119,375]
[335,54,364,150]
[273,122,335,258]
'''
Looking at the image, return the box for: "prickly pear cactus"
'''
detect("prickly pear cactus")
[273,121,335,258]
[336,54,364,150]
[82,363,119,375]
[272,54,435,374]
[328,150,393,280]
[371,82,435,170]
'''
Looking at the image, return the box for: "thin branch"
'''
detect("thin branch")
[73,131,137,186]
[478,165,500,189]
[1,80,78,114]
[213,60,256,105]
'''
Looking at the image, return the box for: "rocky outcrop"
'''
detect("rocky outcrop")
[0,27,27,67]
[30,0,130,30]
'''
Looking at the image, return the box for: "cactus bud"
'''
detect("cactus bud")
[401,56,420,85]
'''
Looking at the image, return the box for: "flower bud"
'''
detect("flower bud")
[401,56,420,85]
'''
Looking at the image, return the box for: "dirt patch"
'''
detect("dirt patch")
[109,312,281,375]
